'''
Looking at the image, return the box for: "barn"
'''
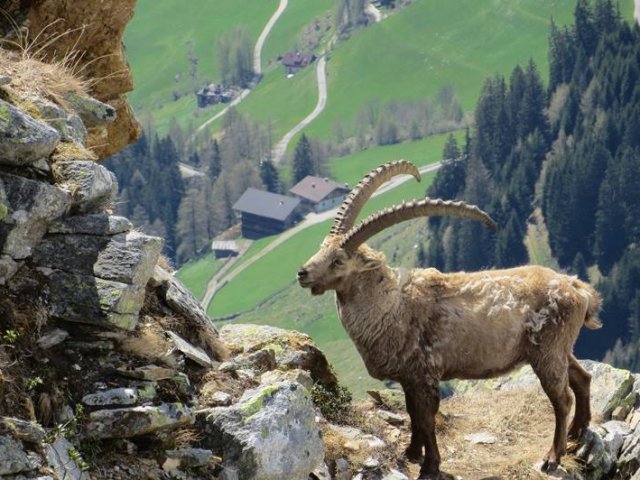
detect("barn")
[233,188,301,239]
[289,176,350,213]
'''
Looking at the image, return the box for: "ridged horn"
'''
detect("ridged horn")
[340,198,497,251]
[330,160,421,235]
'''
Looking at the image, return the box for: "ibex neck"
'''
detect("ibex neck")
[335,266,401,360]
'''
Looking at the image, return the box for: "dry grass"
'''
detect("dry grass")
[119,321,178,368]
[0,46,86,104]
[400,388,582,480]
[50,141,97,162]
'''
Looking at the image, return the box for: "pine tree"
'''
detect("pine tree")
[208,139,222,180]
[260,160,280,193]
[495,211,528,268]
[571,252,589,281]
[292,134,315,183]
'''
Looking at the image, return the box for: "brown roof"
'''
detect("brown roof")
[289,176,349,204]
[233,188,300,221]
[280,51,316,68]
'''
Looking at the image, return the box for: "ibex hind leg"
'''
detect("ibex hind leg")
[568,354,592,441]
[531,356,572,472]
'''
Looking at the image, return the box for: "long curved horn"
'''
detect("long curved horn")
[340,198,497,251]
[331,160,421,235]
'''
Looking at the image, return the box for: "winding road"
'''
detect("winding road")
[203,161,444,312]
[187,0,288,146]
[271,55,328,164]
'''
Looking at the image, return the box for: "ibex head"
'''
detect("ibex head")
[297,160,497,295]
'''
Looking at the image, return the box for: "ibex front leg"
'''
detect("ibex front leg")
[402,381,424,463]
[410,381,448,480]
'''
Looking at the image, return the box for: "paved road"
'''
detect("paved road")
[203,161,443,311]
[254,0,288,75]
[271,55,327,164]
[187,0,288,148]
[635,0,640,24]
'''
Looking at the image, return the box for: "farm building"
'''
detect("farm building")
[196,83,234,108]
[289,176,350,213]
[233,188,301,239]
[279,51,317,75]
[211,240,240,259]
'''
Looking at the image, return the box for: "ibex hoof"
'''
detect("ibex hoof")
[541,459,559,473]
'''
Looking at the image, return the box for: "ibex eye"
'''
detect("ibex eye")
[333,258,344,267]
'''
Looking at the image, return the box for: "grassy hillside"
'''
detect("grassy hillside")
[175,256,224,299]
[124,0,278,129]
[304,0,633,138]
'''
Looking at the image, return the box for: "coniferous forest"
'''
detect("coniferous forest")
[427,0,640,366]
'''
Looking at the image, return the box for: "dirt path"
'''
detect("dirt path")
[187,0,288,148]
[200,241,251,306]
[254,0,288,75]
[203,161,443,312]
[271,55,327,164]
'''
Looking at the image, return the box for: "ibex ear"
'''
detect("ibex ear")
[360,256,383,271]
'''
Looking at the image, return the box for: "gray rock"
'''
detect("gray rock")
[117,365,177,381]
[86,402,193,439]
[33,231,163,285]
[583,360,635,419]
[311,462,331,480]
[0,173,70,259]
[82,384,156,407]
[0,99,60,166]
[326,424,386,450]
[164,448,213,468]
[220,324,337,388]
[167,331,213,367]
[0,76,10,85]
[363,457,380,469]
[48,214,132,235]
[375,409,405,426]
[45,436,90,480]
[161,274,219,334]
[46,269,144,330]
[64,93,116,126]
[577,428,616,479]
[36,328,69,349]
[0,254,18,284]
[51,160,117,213]
[210,391,233,407]
[0,417,45,444]
[260,368,313,390]
[0,434,32,475]
[464,431,498,444]
[197,381,324,480]
[32,98,88,145]
[382,469,409,480]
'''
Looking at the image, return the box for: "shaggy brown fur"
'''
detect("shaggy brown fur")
[299,206,600,479]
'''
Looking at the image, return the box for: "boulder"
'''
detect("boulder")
[0,434,32,475]
[51,160,117,213]
[158,272,219,333]
[45,269,144,330]
[0,417,45,444]
[0,173,70,259]
[0,254,18,284]
[197,381,323,480]
[36,328,69,349]
[0,99,60,166]
[82,384,156,407]
[583,360,635,419]
[48,214,132,235]
[63,93,116,126]
[164,448,213,469]
[33,231,163,285]
[167,331,214,367]
[220,324,337,388]
[32,97,88,145]
[45,437,90,480]
[86,402,193,439]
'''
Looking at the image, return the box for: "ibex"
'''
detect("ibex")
[297,161,601,479]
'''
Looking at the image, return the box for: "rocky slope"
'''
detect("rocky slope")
[2,2,640,480]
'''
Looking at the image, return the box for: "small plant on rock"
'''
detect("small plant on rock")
[311,383,353,424]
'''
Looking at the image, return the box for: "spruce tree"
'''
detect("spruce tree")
[292,134,315,183]
[260,160,280,193]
